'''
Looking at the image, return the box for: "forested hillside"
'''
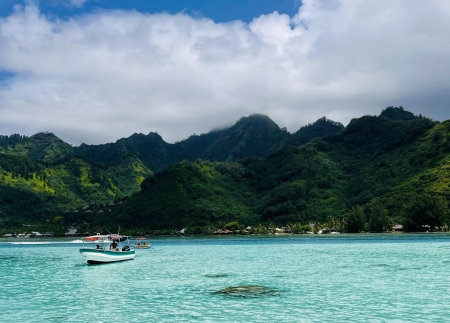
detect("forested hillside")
[74,114,343,168]
[104,107,449,234]
[0,132,73,164]
[1,107,448,235]
[198,114,292,161]
[0,114,343,233]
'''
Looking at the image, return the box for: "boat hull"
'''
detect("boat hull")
[135,245,151,249]
[79,248,135,264]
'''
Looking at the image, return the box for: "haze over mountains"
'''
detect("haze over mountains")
[0,107,448,234]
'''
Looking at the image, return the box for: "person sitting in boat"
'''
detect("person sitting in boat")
[96,244,101,249]
[110,241,118,249]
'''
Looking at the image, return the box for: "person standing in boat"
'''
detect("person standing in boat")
[110,240,118,249]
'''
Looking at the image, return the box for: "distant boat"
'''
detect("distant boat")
[79,234,135,264]
[134,237,151,249]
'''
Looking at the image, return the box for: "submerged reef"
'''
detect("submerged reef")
[205,273,230,278]
[212,285,279,298]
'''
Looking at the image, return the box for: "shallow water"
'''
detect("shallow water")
[2,234,450,322]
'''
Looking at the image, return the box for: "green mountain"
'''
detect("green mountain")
[75,132,174,169]
[0,114,343,233]
[199,114,292,161]
[380,106,419,121]
[4,108,446,234]
[104,108,449,233]
[74,114,343,168]
[0,132,73,164]
[292,116,344,146]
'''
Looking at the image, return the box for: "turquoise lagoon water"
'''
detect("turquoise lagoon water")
[2,234,450,322]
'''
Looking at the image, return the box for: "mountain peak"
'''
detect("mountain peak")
[125,132,165,143]
[17,132,74,163]
[30,131,60,140]
[200,114,290,161]
[236,114,274,125]
[247,113,271,119]
[292,116,344,146]
[380,106,419,121]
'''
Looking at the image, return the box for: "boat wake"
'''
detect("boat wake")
[8,240,85,245]
[69,239,84,243]
[9,241,57,245]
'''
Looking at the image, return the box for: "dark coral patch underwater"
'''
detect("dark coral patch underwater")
[212,285,279,298]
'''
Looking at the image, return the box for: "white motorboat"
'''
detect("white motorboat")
[79,234,135,264]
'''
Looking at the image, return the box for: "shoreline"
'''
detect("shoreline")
[2,231,450,243]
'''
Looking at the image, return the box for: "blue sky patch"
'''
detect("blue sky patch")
[0,71,14,84]
[0,0,302,22]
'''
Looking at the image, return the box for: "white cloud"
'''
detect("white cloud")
[0,1,449,145]
[70,0,89,8]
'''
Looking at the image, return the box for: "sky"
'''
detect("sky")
[0,0,449,145]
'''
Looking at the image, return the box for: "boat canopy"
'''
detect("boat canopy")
[111,236,128,242]
[83,235,109,241]
[83,235,128,242]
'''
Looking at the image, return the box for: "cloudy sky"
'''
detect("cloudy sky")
[0,0,449,145]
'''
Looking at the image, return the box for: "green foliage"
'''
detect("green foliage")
[292,117,344,146]
[0,132,73,164]
[368,207,390,232]
[290,223,312,234]
[254,224,269,234]
[200,114,292,162]
[109,160,258,230]
[345,205,365,233]
[52,215,65,236]
[380,106,419,121]
[73,114,339,172]
[224,221,240,231]
[403,195,449,232]
[0,109,449,234]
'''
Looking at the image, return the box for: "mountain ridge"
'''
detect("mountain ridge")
[107,110,447,233]
[1,113,344,169]
[2,107,446,234]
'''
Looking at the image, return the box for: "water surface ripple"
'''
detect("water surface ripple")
[1,234,450,322]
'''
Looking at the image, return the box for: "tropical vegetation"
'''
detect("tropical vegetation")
[0,107,449,236]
